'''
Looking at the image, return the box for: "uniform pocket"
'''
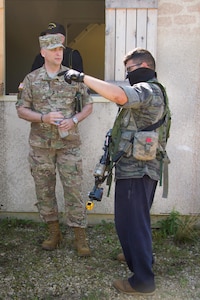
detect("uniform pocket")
[133,131,158,161]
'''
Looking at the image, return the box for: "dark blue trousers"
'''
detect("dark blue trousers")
[114,175,157,292]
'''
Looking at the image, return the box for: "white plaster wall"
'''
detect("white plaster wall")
[1,99,118,219]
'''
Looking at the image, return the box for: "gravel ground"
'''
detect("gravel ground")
[0,219,200,300]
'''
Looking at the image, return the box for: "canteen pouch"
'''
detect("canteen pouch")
[133,131,159,161]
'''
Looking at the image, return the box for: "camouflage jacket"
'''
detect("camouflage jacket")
[114,80,165,181]
[16,65,93,149]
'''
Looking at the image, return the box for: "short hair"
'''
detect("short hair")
[123,48,156,70]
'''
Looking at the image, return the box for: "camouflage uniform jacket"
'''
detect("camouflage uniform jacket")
[115,80,165,181]
[16,65,93,149]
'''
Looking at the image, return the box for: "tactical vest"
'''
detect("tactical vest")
[109,81,171,198]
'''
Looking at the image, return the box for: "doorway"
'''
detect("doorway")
[5,0,105,94]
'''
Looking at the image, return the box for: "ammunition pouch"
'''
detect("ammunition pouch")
[133,131,159,161]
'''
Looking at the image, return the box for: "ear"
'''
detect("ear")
[40,48,45,58]
[141,61,148,68]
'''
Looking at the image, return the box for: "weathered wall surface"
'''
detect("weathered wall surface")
[153,0,200,216]
[0,98,118,222]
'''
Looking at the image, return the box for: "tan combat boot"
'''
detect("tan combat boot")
[73,227,91,257]
[42,221,62,251]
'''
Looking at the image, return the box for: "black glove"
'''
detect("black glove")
[63,69,85,84]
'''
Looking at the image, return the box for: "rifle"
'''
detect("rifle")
[86,129,112,210]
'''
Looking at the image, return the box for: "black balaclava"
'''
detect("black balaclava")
[126,67,156,86]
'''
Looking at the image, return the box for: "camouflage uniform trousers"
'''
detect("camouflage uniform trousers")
[28,145,87,228]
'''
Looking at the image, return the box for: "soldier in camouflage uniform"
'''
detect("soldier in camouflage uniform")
[16,34,93,256]
[31,22,84,73]
[62,48,169,295]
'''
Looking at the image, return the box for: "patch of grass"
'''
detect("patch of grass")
[0,217,45,231]
[153,210,200,244]
[174,214,199,244]
[179,277,188,288]
[155,209,181,238]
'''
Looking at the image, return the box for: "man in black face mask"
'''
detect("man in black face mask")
[60,48,169,296]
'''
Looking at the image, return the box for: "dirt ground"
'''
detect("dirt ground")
[0,219,199,300]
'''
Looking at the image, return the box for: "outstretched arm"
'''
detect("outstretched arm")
[84,75,127,105]
[60,69,128,105]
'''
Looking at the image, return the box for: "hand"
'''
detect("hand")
[43,111,64,125]
[64,69,85,84]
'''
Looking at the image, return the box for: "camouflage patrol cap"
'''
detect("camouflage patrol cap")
[39,34,65,50]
